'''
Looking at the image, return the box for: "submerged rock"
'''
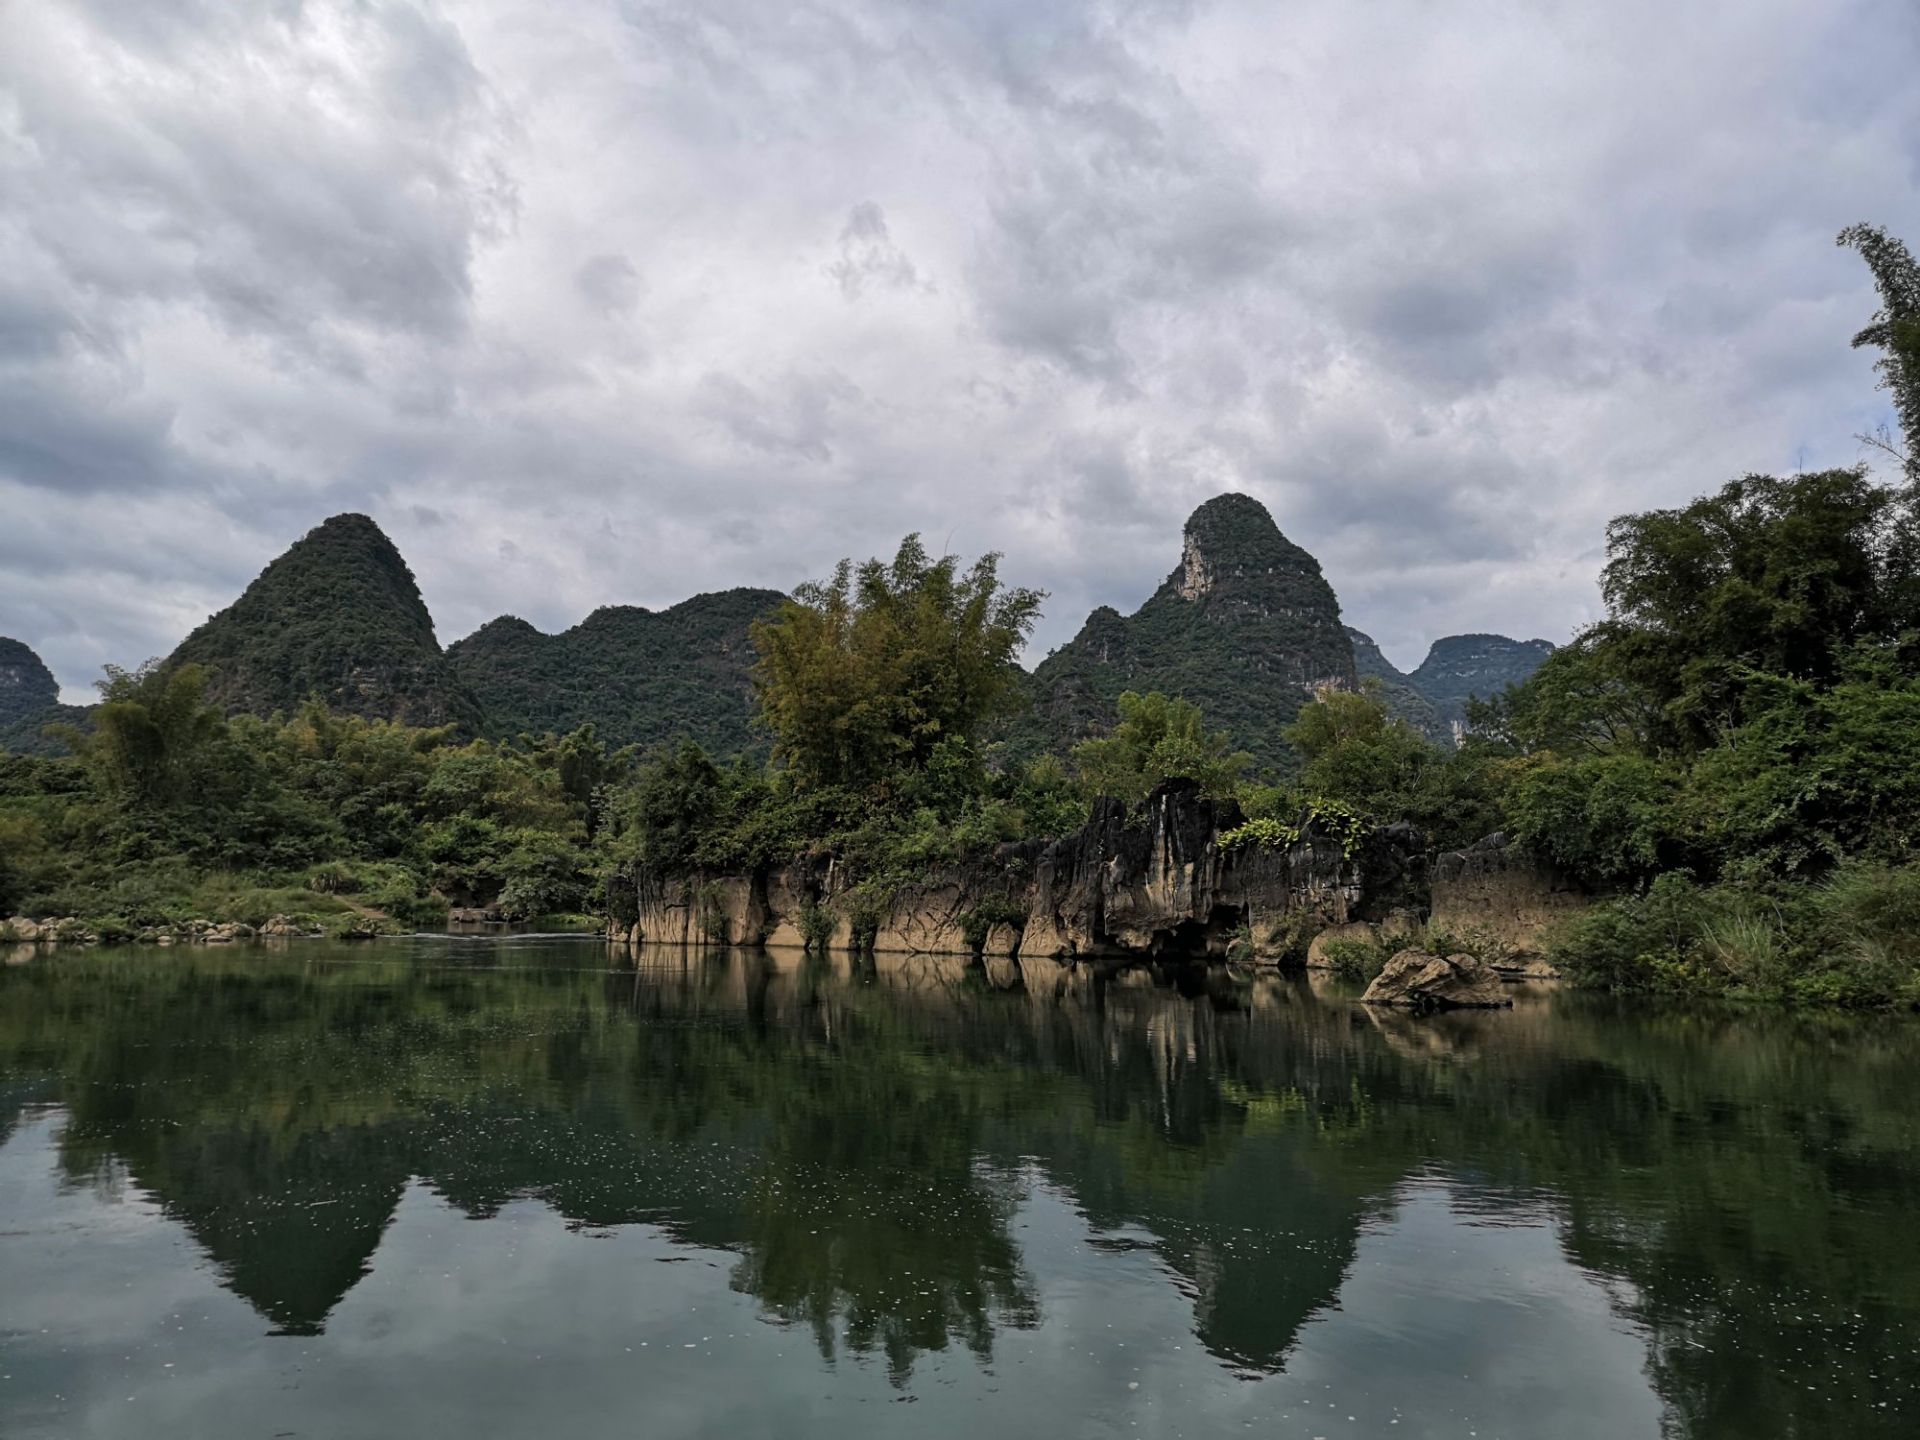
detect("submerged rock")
[1361,949,1511,1010]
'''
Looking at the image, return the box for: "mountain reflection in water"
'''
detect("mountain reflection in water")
[0,938,1915,1439]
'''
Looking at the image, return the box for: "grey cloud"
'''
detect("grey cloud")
[2,0,1919,693]
[9,11,500,346]
[694,370,861,464]
[0,374,182,495]
[576,253,643,315]
[827,202,926,299]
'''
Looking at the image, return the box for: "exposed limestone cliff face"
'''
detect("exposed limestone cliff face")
[608,780,1425,963]
[1430,833,1588,972]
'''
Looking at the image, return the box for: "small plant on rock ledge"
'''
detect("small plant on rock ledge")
[797,901,835,951]
[959,896,1027,952]
[1300,798,1371,859]
[1320,935,1392,982]
[843,881,891,952]
[1219,799,1371,860]
[1218,817,1301,853]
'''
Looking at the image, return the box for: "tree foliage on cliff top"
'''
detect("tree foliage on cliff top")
[751,535,1044,790]
[1069,690,1248,806]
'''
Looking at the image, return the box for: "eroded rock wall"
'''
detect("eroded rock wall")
[609,781,1426,964]
[1430,833,1588,959]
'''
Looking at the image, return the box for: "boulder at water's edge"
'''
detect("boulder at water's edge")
[1361,949,1512,1010]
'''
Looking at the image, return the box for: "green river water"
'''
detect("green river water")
[0,937,1915,1438]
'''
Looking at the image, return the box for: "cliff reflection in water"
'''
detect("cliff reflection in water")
[1,939,1917,1434]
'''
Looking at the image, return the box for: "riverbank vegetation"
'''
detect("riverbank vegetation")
[0,667,621,933]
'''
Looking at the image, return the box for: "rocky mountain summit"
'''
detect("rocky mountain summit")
[0,637,58,726]
[1017,493,1359,770]
[167,514,484,730]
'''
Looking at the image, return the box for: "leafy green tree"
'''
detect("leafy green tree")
[1480,464,1920,889]
[421,745,573,829]
[752,536,1043,789]
[1281,685,1506,850]
[1468,633,1659,756]
[494,829,594,920]
[1503,752,1690,884]
[1686,649,1920,877]
[1839,223,1920,484]
[547,724,627,838]
[0,813,31,915]
[617,742,730,871]
[1599,468,1908,747]
[1071,691,1248,805]
[70,662,228,809]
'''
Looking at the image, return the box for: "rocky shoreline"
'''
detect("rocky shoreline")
[2,914,386,946]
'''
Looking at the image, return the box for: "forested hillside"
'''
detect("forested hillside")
[167,514,484,731]
[446,589,783,753]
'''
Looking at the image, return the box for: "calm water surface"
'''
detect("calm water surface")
[1,938,1916,1439]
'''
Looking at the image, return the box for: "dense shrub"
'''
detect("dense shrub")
[1547,864,1920,1008]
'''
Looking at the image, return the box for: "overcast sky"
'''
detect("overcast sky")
[4,0,1918,700]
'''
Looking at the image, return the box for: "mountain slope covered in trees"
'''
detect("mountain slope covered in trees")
[0,639,86,755]
[1410,633,1557,738]
[166,514,483,731]
[446,589,786,753]
[1345,627,1442,740]
[1013,493,1359,772]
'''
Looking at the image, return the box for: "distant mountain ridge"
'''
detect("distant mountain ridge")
[1345,627,1442,740]
[1345,627,1554,743]
[445,589,786,753]
[1409,633,1557,739]
[6,502,1558,766]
